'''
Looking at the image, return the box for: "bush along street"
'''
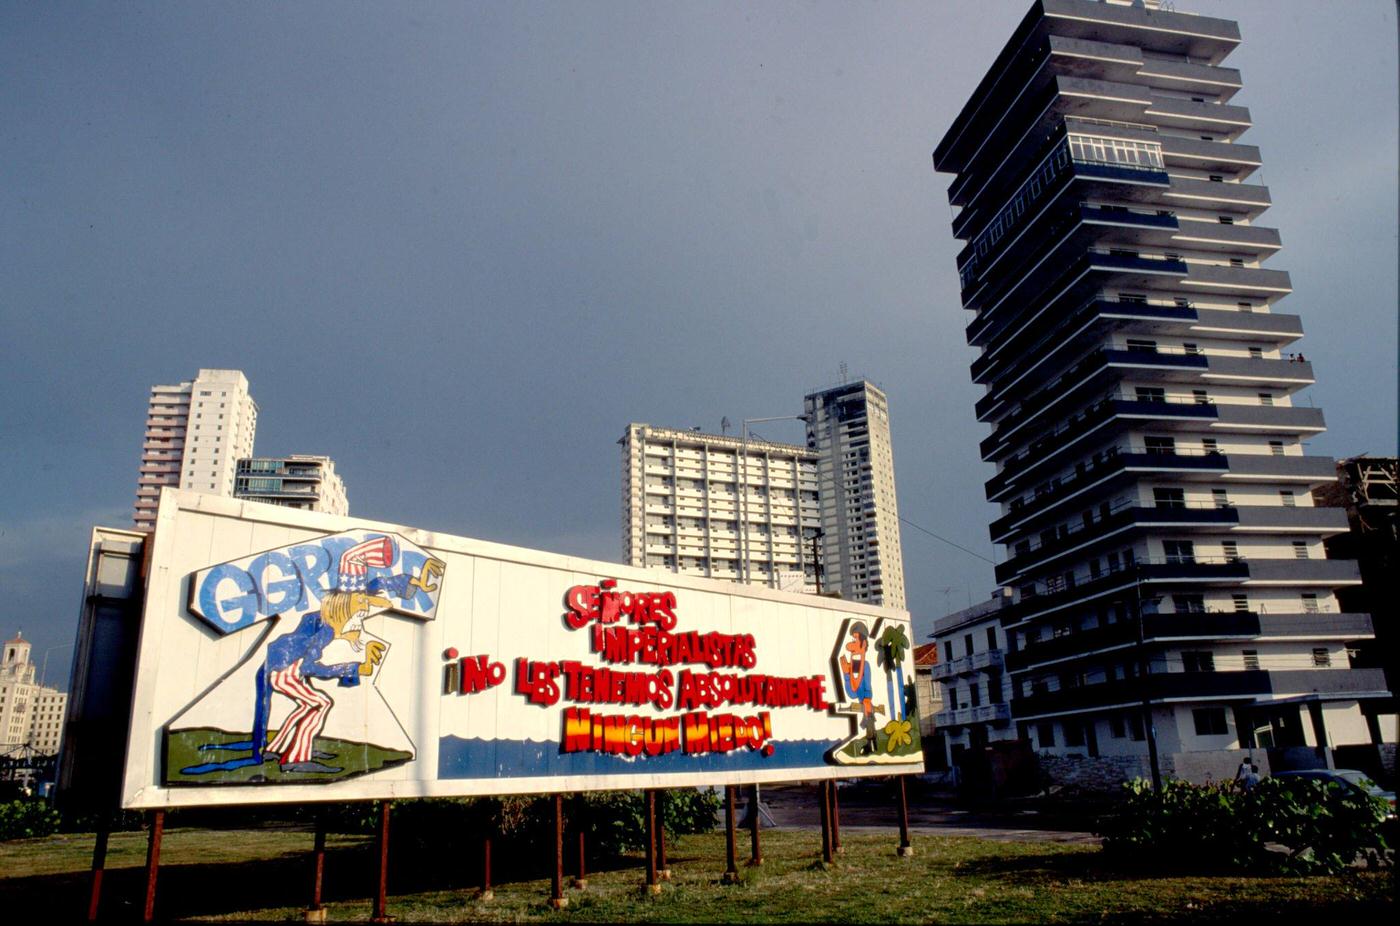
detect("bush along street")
[1100,776,1392,874]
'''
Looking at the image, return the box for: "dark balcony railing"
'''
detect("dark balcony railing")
[981,394,1217,463]
[1013,670,1272,717]
[1006,611,1263,672]
[930,649,1006,681]
[987,444,1226,515]
[1002,560,1251,626]
[995,504,1241,583]
[934,702,1012,728]
[976,345,1207,423]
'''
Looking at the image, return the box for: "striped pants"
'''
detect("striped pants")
[266,659,334,765]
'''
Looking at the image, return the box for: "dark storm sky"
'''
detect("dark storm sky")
[1,1,1395,678]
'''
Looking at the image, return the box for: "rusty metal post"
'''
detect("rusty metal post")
[747,783,763,866]
[480,833,493,900]
[830,780,843,854]
[142,810,164,923]
[896,776,914,857]
[818,781,833,864]
[308,815,327,916]
[722,786,740,883]
[655,790,670,880]
[87,817,110,922]
[549,794,567,909]
[643,789,660,894]
[371,801,392,923]
[573,824,587,889]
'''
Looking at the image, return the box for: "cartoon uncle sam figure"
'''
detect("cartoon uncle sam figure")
[168,532,444,783]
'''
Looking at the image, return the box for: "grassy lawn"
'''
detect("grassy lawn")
[0,826,1392,922]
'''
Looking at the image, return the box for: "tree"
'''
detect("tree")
[877,625,911,721]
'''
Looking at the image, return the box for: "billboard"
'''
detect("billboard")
[121,491,922,808]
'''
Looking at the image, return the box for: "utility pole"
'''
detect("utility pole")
[1132,565,1163,790]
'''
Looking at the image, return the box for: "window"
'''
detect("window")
[1218,215,1234,224]
[1109,715,1126,738]
[1192,708,1228,736]
[1145,435,1176,454]
[986,627,998,650]
[1174,594,1205,614]
[1154,487,1185,509]
[968,682,981,708]
[1293,541,1309,559]
[1127,713,1145,741]
[1212,489,1231,508]
[1183,651,1216,673]
[943,642,953,663]
[1120,292,1148,304]
[1224,543,1242,565]
[964,633,975,656]
[1312,648,1331,668]
[1243,649,1260,670]
[1037,722,1056,749]
[1209,174,1223,182]
[1269,440,1285,457]
[1280,490,1296,507]
[1183,342,1201,355]
[1164,540,1195,563]
[1135,387,1166,403]
[1063,723,1086,747]
[1230,258,1245,268]
[1126,338,1158,353]
[1302,593,1320,614]
[1248,346,1264,359]
[1258,393,1275,406]
[1202,438,1220,454]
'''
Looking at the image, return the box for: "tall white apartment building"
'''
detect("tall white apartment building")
[804,380,907,609]
[621,424,822,590]
[234,454,349,516]
[134,369,258,530]
[933,0,1390,777]
[0,633,68,756]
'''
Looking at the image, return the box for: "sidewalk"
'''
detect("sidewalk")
[741,781,1102,845]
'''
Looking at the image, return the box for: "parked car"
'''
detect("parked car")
[1272,768,1396,818]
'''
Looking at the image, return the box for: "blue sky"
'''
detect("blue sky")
[1,1,1395,679]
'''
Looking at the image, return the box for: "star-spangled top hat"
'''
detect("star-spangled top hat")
[337,536,397,592]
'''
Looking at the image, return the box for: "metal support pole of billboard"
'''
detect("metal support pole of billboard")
[722,786,740,884]
[830,780,842,854]
[307,815,327,921]
[747,783,763,866]
[573,820,588,890]
[87,815,109,922]
[643,790,661,895]
[480,833,493,901]
[142,809,164,923]
[371,801,391,923]
[896,776,914,857]
[655,790,670,880]
[550,794,567,909]
[818,780,833,865]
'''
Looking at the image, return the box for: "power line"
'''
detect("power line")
[898,515,997,566]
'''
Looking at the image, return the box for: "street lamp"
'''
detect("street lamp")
[739,414,810,586]
[40,642,74,689]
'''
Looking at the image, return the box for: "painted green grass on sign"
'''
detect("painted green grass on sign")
[164,727,411,785]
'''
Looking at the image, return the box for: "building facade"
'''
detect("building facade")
[621,424,822,590]
[804,381,907,609]
[933,0,1389,780]
[134,369,258,530]
[931,593,1016,770]
[234,454,349,516]
[0,633,68,756]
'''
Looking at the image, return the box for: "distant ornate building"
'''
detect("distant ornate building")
[0,633,68,757]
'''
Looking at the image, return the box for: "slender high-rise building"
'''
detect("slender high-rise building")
[933,0,1389,776]
[804,380,907,609]
[134,369,258,530]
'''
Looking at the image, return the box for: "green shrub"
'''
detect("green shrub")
[1100,776,1391,874]
[0,798,61,841]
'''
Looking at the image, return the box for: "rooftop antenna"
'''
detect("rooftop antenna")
[720,416,731,436]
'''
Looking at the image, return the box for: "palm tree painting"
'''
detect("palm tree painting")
[877,624,910,721]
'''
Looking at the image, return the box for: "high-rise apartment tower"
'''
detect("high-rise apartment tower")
[804,380,907,609]
[621,424,822,591]
[234,454,349,516]
[933,0,1389,772]
[134,369,258,530]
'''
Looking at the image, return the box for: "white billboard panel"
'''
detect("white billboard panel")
[121,491,922,808]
